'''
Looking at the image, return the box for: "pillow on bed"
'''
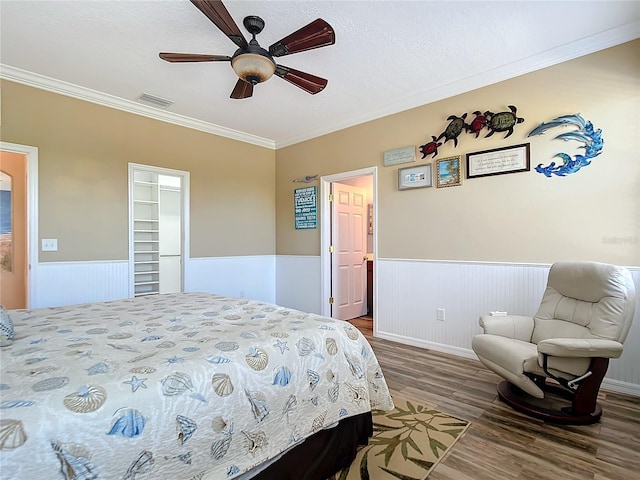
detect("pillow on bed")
[1,304,14,347]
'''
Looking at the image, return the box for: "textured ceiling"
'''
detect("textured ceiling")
[1,1,639,148]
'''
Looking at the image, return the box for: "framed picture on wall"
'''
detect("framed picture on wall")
[398,164,432,190]
[466,143,530,178]
[436,155,462,188]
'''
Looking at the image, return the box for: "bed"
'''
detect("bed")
[0,292,393,479]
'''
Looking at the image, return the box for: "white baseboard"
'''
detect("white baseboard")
[375,329,640,398]
[601,378,640,397]
[375,330,478,360]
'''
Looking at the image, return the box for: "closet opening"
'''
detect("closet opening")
[129,163,189,297]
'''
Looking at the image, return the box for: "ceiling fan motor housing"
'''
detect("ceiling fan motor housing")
[230,16,276,85]
[243,16,265,36]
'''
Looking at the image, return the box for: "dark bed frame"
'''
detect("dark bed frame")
[252,411,373,479]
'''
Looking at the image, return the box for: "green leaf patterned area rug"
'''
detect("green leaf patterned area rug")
[329,396,470,480]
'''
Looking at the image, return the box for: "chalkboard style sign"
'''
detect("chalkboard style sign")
[294,186,317,229]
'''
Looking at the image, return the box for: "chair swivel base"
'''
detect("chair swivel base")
[497,381,602,425]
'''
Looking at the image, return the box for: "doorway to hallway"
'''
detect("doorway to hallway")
[320,167,376,325]
[0,142,38,309]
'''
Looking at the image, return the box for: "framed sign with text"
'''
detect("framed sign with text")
[294,186,317,229]
[466,143,530,179]
[384,146,416,167]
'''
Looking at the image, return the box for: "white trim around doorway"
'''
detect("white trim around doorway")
[1,142,39,308]
[320,166,377,319]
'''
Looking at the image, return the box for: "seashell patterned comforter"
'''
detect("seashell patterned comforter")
[0,292,393,479]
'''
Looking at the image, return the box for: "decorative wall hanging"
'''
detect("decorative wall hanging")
[467,111,490,138]
[437,113,468,147]
[0,171,12,272]
[527,113,603,177]
[398,164,432,190]
[436,156,462,188]
[294,186,317,229]
[484,105,524,138]
[418,136,442,159]
[417,105,525,160]
[292,174,318,183]
[384,146,416,166]
[466,144,530,178]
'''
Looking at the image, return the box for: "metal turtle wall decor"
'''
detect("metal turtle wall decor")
[418,105,525,159]
[484,106,524,138]
[437,113,468,147]
[527,113,603,177]
[418,136,442,159]
[467,111,489,138]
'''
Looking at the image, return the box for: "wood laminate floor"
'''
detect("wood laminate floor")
[349,316,640,480]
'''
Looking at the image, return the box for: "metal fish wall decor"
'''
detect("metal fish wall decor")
[527,113,603,177]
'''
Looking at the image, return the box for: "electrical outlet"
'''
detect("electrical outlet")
[436,308,445,321]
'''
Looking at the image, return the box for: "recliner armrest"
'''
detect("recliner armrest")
[537,338,624,359]
[478,315,534,341]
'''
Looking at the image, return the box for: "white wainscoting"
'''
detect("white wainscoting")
[31,256,640,395]
[185,255,276,303]
[31,260,130,308]
[31,255,276,308]
[276,255,322,314]
[276,256,640,397]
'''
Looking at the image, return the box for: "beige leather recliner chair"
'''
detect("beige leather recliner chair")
[472,261,636,424]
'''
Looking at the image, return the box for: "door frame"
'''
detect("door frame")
[320,166,377,318]
[0,142,39,308]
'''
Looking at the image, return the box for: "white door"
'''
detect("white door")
[332,183,367,320]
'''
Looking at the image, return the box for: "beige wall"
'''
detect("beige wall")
[1,81,276,261]
[276,40,640,266]
[2,40,638,267]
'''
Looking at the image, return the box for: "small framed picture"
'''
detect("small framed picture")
[436,155,462,188]
[466,143,530,178]
[398,164,432,190]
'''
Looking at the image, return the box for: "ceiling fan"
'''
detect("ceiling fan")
[159,0,335,99]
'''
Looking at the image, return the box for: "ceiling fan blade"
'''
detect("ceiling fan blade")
[190,0,248,49]
[274,65,328,94]
[230,79,253,99]
[159,53,231,63]
[269,18,335,57]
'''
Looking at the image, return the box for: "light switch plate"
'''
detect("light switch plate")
[42,238,58,251]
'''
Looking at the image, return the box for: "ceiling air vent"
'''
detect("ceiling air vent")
[137,93,174,109]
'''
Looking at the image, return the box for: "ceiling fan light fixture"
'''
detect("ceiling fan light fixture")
[231,52,276,85]
[159,2,335,99]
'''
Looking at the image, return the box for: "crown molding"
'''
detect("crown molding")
[2,21,637,151]
[0,65,276,150]
[274,22,640,148]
